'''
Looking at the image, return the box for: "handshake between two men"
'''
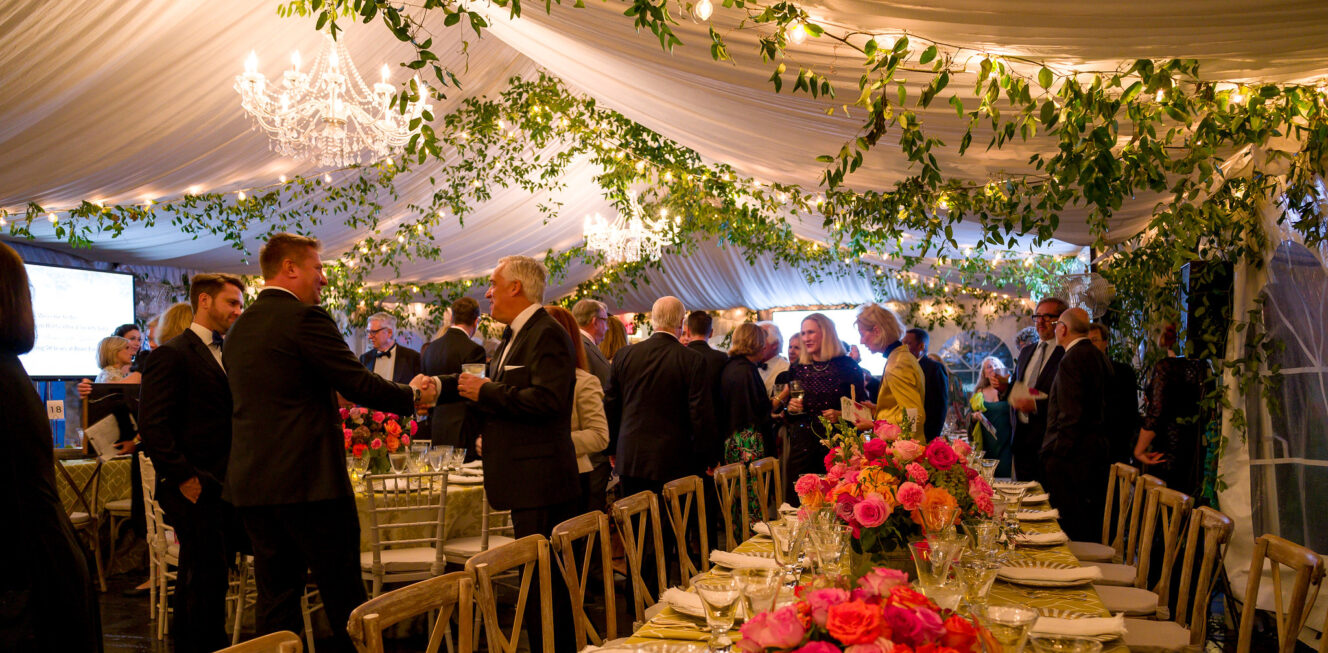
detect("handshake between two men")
[408,372,490,413]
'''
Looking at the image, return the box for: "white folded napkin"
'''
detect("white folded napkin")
[751,522,772,536]
[661,587,706,616]
[1017,508,1060,521]
[993,480,1038,489]
[998,565,1103,583]
[1031,613,1126,638]
[1015,531,1069,545]
[1024,493,1050,503]
[709,550,779,570]
[448,473,483,483]
[462,460,483,469]
[778,503,798,516]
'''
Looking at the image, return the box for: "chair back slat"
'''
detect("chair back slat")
[466,535,554,653]
[347,570,474,653]
[1122,473,1164,566]
[1101,462,1139,550]
[713,462,749,550]
[610,491,667,622]
[551,511,617,649]
[361,471,450,589]
[661,475,710,586]
[215,630,304,653]
[1236,534,1326,653]
[1133,485,1194,614]
[749,457,783,523]
[1171,506,1233,646]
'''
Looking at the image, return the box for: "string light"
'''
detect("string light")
[788,20,807,45]
[237,191,247,201]
[323,173,333,184]
[187,186,201,195]
[279,175,288,183]
[0,216,7,227]
[694,0,713,21]
[47,213,58,223]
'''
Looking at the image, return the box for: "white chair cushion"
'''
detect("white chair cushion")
[1067,540,1115,562]
[1093,584,1158,616]
[1083,561,1136,586]
[106,498,134,513]
[1122,617,1191,652]
[360,547,440,573]
[69,511,92,526]
[443,535,516,558]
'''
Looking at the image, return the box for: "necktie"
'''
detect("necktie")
[211,330,224,351]
[371,345,394,360]
[1027,342,1048,384]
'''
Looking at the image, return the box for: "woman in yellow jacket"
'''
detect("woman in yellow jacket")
[852,303,926,440]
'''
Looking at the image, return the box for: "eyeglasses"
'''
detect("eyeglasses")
[1032,313,1061,322]
[367,327,388,335]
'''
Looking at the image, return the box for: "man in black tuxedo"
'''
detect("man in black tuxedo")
[421,296,486,452]
[571,298,611,386]
[359,312,421,384]
[682,310,728,407]
[139,273,246,653]
[1011,297,1068,482]
[1040,308,1113,542]
[903,328,950,442]
[223,234,437,651]
[1087,323,1140,464]
[420,255,580,653]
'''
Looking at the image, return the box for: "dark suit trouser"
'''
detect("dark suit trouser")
[510,498,579,653]
[1012,423,1043,483]
[239,497,366,653]
[159,487,240,653]
[580,456,612,514]
[1042,454,1109,543]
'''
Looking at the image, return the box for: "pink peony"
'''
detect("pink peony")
[905,462,929,484]
[924,440,959,470]
[409,421,418,436]
[952,439,972,457]
[339,407,350,420]
[835,492,860,523]
[372,411,386,424]
[873,420,903,442]
[796,642,843,653]
[853,494,891,528]
[805,588,851,626]
[795,474,824,498]
[370,438,383,450]
[863,438,889,460]
[739,605,806,650]
[896,482,925,511]
[892,440,925,463]
[401,434,410,447]
[857,567,909,598]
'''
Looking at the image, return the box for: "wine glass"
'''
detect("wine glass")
[953,554,1000,609]
[977,604,1039,653]
[734,567,781,620]
[351,454,369,491]
[430,445,452,473]
[807,523,848,575]
[450,448,468,471]
[1028,636,1102,653]
[768,521,805,586]
[979,459,999,483]
[921,504,960,538]
[787,380,805,414]
[389,452,409,475]
[963,519,1003,554]
[694,576,741,651]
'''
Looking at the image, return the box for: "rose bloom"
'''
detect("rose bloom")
[384,420,402,437]
[974,494,994,516]
[372,411,387,424]
[845,642,892,653]
[857,567,909,598]
[835,492,860,523]
[919,487,958,514]
[826,601,883,646]
[828,463,848,482]
[905,462,929,485]
[353,407,368,417]
[805,588,850,626]
[924,440,959,469]
[386,435,401,453]
[339,407,350,420]
[914,607,945,640]
[941,615,980,652]
[797,474,826,499]
[886,585,935,611]
[863,438,889,460]
[892,440,925,463]
[739,605,807,651]
[914,644,963,653]
[796,642,844,653]
[968,477,993,500]
[824,448,841,470]
[401,434,411,447]
[951,440,972,458]
[896,482,925,511]
[873,420,903,442]
[882,605,925,646]
[853,494,891,528]
[409,420,418,436]
[370,438,383,450]
[351,443,367,458]
[343,428,354,440]
[857,467,897,495]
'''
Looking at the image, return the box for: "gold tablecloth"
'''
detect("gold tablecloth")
[627,489,1128,652]
[353,480,495,552]
[57,456,132,515]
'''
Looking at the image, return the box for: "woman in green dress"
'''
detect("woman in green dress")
[970,356,1016,477]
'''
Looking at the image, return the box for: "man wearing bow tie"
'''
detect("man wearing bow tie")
[138,273,247,653]
[360,312,421,384]
[417,255,580,653]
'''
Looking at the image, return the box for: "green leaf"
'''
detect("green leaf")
[1121,81,1143,103]
[919,45,937,64]
[864,38,878,57]
[1040,99,1056,125]
[949,95,964,117]
[1037,67,1053,90]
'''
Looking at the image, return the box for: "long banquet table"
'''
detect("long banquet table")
[625,484,1128,652]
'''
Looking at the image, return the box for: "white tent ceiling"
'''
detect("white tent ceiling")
[2,0,1325,311]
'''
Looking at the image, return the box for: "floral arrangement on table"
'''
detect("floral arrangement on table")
[797,418,994,570]
[738,566,993,653]
[341,406,419,475]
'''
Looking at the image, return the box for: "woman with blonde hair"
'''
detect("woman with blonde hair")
[970,356,1015,476]
[95,335,141,383]
[155,302,194,345]
[598,314,629,361]
[854,303,926,439]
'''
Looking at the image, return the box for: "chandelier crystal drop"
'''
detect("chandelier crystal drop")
[583,205,672,263]
[234,33,431,167]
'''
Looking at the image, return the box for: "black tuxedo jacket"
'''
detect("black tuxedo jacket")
[1041,340,1112,459]
[687,339,728,407]
[421,328,486,448]
[139,329,233,498]
[1107,360,1140,463]
[606,333,716,481]
[918,355,950,442]
[223,289,414,507]
[436,308,581,511]
[1012,341,1065,441]
[582,333,611,387]
[359,344,421,384]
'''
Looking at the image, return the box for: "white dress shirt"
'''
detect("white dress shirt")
[496,303,540,370]
[262,285,300,300]
[371,345,396,379]
[188,322,225,369]
[760,355,790,395]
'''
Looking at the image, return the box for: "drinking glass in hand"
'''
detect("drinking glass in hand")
[787,380,804,414]
[694,576,741,651]
[461,363,486,379]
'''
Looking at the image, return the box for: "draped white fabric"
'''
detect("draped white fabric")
[2,1,1325,309]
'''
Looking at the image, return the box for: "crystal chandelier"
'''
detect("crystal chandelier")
[234,33,431,167]
[583,207,671,263]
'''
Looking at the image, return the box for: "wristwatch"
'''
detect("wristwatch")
[412,386,423,404]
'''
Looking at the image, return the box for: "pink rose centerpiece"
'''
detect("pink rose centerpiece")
[342,406,419,475]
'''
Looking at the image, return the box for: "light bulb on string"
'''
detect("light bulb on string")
[694,0,713,21]
[0,216,7,227]
[237,191,246,201]
[48,213,58,224]
[279,175,288,183]
[323,173,333,184]
[788,20,807,45]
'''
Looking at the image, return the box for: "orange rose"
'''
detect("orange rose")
[885,585,936,611]
[825,601,883,645]
[386,435,401,453]
[857,467,897,495]
[384,420,402,436]
[941,616,980,652]
[920,486,957,511]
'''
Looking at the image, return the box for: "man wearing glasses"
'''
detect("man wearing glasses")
[359,312,422,384]
[1010,297,1068,482]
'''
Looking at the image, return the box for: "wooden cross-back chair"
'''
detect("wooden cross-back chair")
[1094,485,1194,618]
[347,569,474,653]
[749,457,783,524]
[56,458,106,592]
[551,511,617,650]
[661,475,710,587]
[713,462,749,551]
[360,471,451,596]
[1068,462,1139,563]
[216,631,303,653]
[1235,534,1325,653]
[610,490,667,623]
[1083,473,1166,586]
[1119,506,1233,652]
[466,535,555,653]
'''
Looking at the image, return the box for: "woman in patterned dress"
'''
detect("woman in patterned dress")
[720,323,773,521]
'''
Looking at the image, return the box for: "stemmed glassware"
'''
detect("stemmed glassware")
[976,604,1039,653]
[450,448,468,471]
[429,445,452,473]
[807,523,848,575]
[734,567,781,620]
[767,521,806,587]
[694,576,741,651]
[952,552,1000,609]
[979,459,999,483]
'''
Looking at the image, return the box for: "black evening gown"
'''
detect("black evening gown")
[1141,357,1210,497]
[783,356,868,504]
[0,353,102,652]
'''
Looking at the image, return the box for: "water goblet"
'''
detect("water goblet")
[389,452,409,475]
[808,524,848,575]
[908,540,941,590]
[768,522,805,586]
[694,576,741,651]
[976,604,1039,653]
[962,519,1003,554]
[921,504,960,538]
[1027,636,1103,653]
[979,459,999,482]
[953,554,1000,609]
[429,445,452,472]
[733,567,781,620]
[925,531,967,580]
[450,448,468,471]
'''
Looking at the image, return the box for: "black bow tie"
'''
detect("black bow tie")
[211,330,224,350]
[370,346,394,360]
[756,362,768,370]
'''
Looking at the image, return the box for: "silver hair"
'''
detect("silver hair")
[757,321,782,348]
[651,296,685,334]
[497,255,547,304]
[368,312,396,332]
[571,298,606,328]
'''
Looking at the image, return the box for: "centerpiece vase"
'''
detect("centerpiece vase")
[849,540,918,580]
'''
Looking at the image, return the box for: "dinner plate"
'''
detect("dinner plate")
[997,560,1097,587]
[1016,509,1059,521]
[1033,610,1122,641]
[448,473,484,484]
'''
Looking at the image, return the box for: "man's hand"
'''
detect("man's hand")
[410,375,438,410]
[1012,397,1036,413]
[113,440,137,455]
[475,436,483,457]
[179,476,202,503]
[457,373,488,401]
[77,378,92,399]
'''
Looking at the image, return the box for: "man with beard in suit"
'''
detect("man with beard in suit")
[421,297,486,453]
[360,312,422,384]
[139,273,247,653]
[1011,297,1068,482]
[224,233,437,651]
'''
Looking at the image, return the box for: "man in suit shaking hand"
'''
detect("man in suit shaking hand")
[418,255,581,653]
[139,273,246,653]
[224,233,438,651]
[359,312,421,383]
[420,296,486,451]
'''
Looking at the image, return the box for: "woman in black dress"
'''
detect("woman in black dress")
[720,323,775,520]
[1134,324,1211,496]
[0,242,102,652]
[781,313,868,504]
